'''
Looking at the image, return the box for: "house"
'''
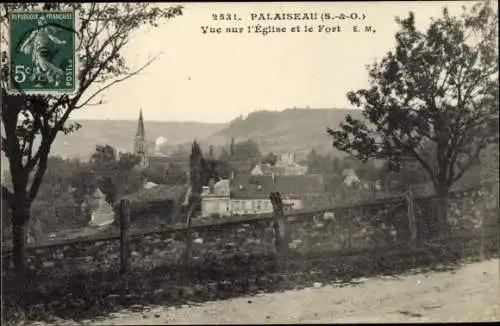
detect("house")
[144,181,158,189]
[250,163,286,176]
[230,174,297,215]
[200,179,232,217]
[251,152,308,176]
[341,169,361,187]
[89,188,115,227]
[200,174,326,217]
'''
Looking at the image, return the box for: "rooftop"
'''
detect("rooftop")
[230,174,325,199]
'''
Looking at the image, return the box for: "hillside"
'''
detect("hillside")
[49,119,227,160]
[204,108,364,156]
[1,120,225,173]
[1,108,362,172]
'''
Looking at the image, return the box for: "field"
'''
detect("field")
[86,258,499,325]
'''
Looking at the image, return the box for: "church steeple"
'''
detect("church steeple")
[136,109,145,138]
[134,109,148,168]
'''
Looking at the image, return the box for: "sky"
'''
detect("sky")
[70,1,478,123]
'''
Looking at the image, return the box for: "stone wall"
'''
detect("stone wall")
[2,184,498,279]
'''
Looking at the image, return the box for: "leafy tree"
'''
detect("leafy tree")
[142,162,188,186]
[328,1,498,235]
[355,160,382,184]
[0,3,182,277]
[69,162,97,214]
[305,149,336,174]
[89,145,117,171]
[382,160,431,192]
[142,163,167,185]
[218,148,230,162]
[2,156,93,243]
[189,140,204,196]
[89,145,142,204]
[201,158,232,185]
[114,152,143,197]
[229,137,235,158]
[207,145,214,159]
[233,139,261,161]
[164,163,188,185]
[332,156,343,173]
[261,152,278,166]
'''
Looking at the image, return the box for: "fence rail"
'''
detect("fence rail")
[1,181,497,254]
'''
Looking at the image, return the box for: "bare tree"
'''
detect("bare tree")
[0,3,183,279]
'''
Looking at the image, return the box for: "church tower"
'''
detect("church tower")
[134,109,149,168]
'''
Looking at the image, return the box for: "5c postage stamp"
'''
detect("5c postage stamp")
[8,10,78,95]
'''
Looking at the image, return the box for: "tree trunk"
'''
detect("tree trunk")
[12,207,29,280]
[434,187,451,236]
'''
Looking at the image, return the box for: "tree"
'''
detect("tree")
[0,3,182,277]
[189,140,204,196]
[332,156,343,173]
[328,1,498,235]
[201,158,231,185]
[229,137,235,158]
[261,152,278,166]
[89,145,142,204]
[382,160,431,192]
[233,139,261,161]
[142,163,167,184]
[207,145,214,159]
[69,161,97,215]
[164,163,188,185]
[2,156,93,243]
[114,152,143,198]
[218,148,230,162]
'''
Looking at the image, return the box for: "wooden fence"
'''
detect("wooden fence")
[2,181,498,274]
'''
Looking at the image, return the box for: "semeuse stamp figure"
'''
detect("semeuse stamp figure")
[9,11,77,94]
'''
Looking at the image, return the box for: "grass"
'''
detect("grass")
[2,232,497,325]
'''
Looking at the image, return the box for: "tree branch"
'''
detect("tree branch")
[372,115,438,184]
[75,52,163,109]
[452,136,489,184]
[28,140,50,202]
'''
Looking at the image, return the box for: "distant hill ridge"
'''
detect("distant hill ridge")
[207,108,364,156]
[49,119,227,160]
[1,108,362,170]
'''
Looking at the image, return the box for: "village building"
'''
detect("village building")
[341,169,361,187]
[251,152,308,176]
[200,174,326,217]
[88,188,115,227]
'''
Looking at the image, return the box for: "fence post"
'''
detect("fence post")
[348,211,352,250]
[183,194,197,267]
[496,182,499,259]
[270,192,287,255]
[406,188,417,248]
[479,190,487,260]
[119,199,130,274]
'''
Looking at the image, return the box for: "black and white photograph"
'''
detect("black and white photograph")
[1,1,499,324]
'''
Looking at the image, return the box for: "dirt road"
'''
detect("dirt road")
[84,258,499,324]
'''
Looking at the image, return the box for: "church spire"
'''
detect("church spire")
[136,108,145,138]
[134,109,148,168]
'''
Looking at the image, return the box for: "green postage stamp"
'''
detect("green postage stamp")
[8,10,78,95]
